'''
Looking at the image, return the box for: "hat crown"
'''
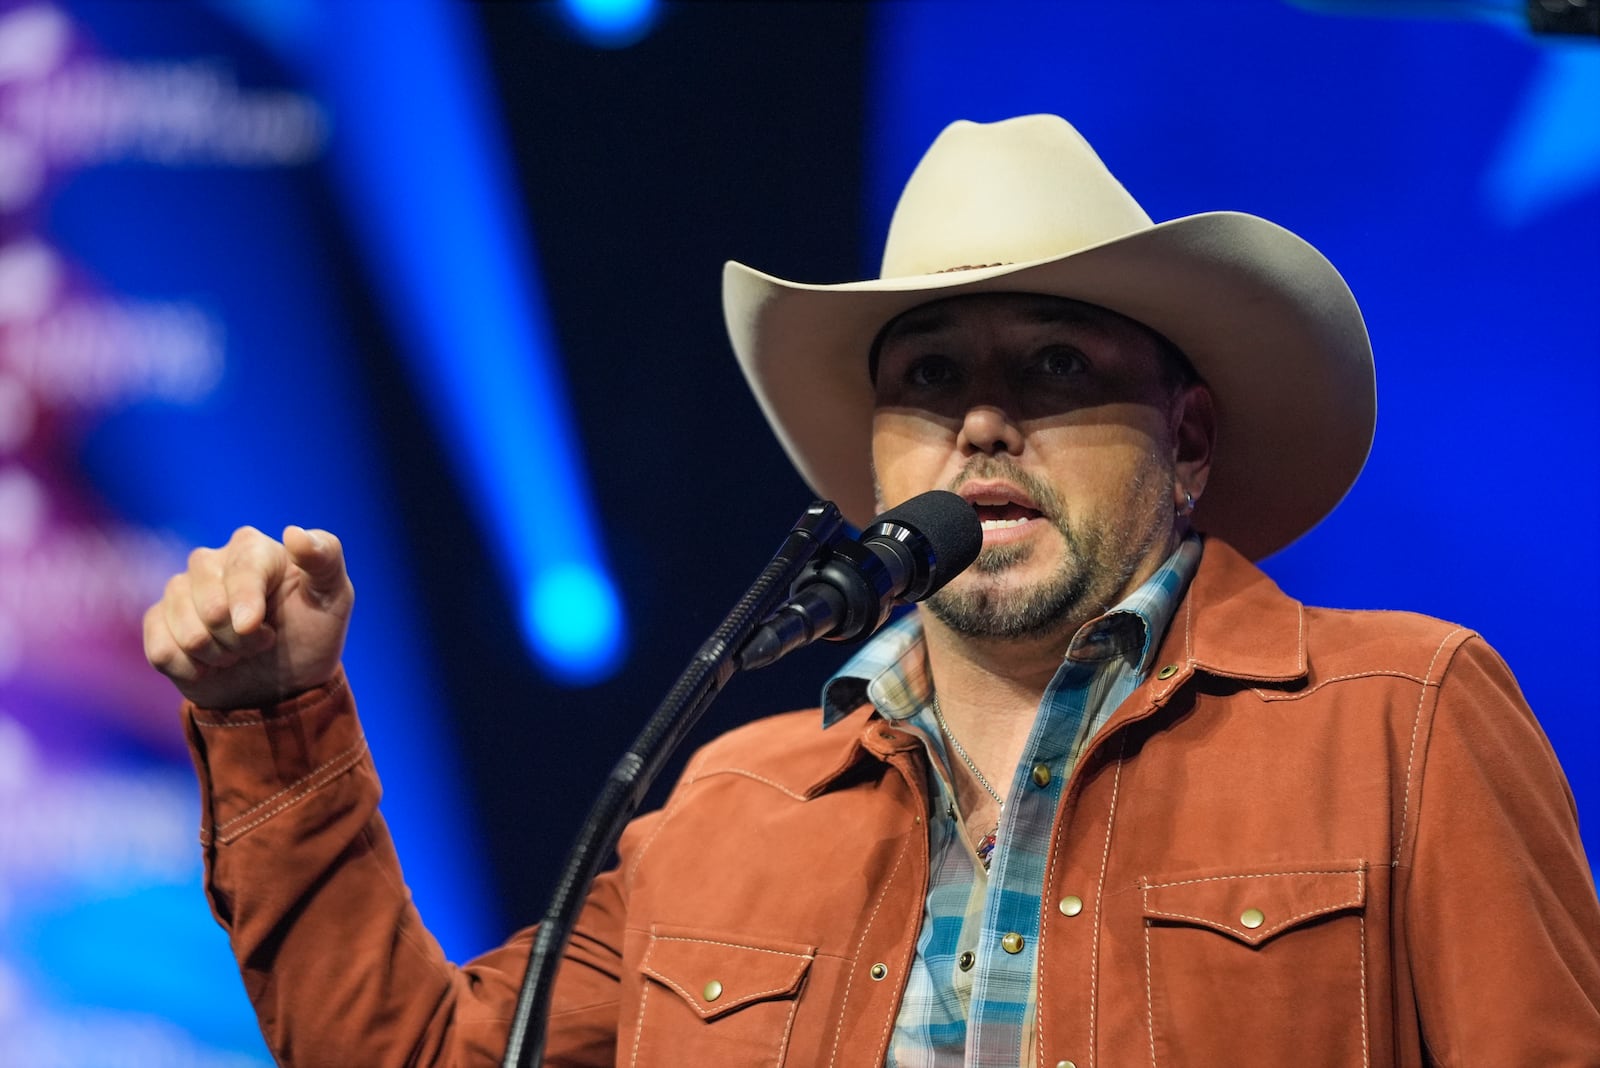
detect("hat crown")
[881,115,1154,279]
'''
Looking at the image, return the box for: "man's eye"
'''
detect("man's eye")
[905,355,957,388]
[1036,346,1086,377]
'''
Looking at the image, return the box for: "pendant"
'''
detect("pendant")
[976,830,997,868]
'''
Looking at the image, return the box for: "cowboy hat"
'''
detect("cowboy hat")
[722,114,1375,562]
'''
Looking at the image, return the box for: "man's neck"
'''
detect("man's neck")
[914,527,1188,756]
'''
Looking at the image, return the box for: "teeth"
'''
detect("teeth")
[980,518,1032,530]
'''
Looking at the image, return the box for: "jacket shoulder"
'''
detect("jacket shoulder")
[1300,604,1482,683]
[679,705,870,795]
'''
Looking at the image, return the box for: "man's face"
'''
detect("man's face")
[870,292,1212,641]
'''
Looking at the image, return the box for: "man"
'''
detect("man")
[145,116,1600,1065]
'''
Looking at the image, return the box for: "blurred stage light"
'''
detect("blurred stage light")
[525,561,626,685]
[237,0,631,685]
[560,0,659,48]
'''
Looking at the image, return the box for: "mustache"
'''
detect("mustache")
[946,456,1065,521]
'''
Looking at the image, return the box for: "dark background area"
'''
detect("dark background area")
[380,3,873,925]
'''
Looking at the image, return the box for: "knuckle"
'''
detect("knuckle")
[228,524,265,548]
[193,584,231,628]
[174,626,213,657]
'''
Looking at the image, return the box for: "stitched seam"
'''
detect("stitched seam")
[649,935,813,959]
[1142,867,1362,889]
[1395,628,1466,864]
[1251,669,1429,700]
[869,843,915,1068]
[216,740,367,844]
[776,979,803,1066]
[827,830,912,1068]
[642,968,800,1015]
[681,766,809,801]
[1359,908,1370,1068]
[1089,734,1128,1068]
[215,738,365,834]
[625,750,706,885]
[1143,883,1157,1068]
[629,979,649,1068]
[1037,783,1062,1066]
[1297,602,1306,673]
[1142,890,1361,940]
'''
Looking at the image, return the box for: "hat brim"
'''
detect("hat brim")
[723,210,1375,562]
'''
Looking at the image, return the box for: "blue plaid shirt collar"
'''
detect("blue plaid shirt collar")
[821,534,1203,727]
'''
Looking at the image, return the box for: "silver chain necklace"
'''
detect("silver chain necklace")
[930,694,1004,808]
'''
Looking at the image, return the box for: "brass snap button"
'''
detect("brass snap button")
[1000,932,1025,954]
[869,962,888,981]
[1156,663,1180,680]
[703,979,723,1002]
[1030,763,1052,787]
[1240,907,1265,929]
[1058,895,1084,917]
[958,950,975,971]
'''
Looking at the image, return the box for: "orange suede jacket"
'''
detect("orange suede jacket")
[185,540,1600,1066]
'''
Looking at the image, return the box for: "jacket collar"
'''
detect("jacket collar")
[1157,536,1306,687]
[800,536,1308,798]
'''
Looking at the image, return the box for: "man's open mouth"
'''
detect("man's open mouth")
[969,498,1045,531]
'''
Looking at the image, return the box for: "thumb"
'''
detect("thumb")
[282,525,350,601]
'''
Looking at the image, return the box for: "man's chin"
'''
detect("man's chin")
[925,565,1088,641]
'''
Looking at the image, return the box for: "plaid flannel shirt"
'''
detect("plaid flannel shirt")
[821,535,1202,1067]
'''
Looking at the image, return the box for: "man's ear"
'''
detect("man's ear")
[1170,383,1216,508]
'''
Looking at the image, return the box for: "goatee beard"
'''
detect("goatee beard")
[923,457,1167,641]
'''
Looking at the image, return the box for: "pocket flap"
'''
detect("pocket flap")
[1141,862,1366,947]
[640,925,816,1021]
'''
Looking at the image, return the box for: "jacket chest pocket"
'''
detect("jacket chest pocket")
[1139,862,1368,1067]
[630,925,815,1067]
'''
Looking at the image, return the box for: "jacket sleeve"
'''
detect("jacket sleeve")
[1401,635,1600,1065]
[183,671,627,1067]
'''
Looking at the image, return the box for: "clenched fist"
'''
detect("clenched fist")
[143,524,355,710]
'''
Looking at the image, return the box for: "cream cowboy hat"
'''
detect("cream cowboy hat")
[722,114,1375,562]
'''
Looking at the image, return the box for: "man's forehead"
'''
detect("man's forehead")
[878,292,1129,343]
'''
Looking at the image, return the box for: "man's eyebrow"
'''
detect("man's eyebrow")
[880,307,955,342]
[1023,303,1109,331]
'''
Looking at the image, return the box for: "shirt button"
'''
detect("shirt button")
[1031,763,1052,787]
[1240,907,1265,929]
[958,950,975,971]
[1058,895,1084,917]
[1000,932,1025,954]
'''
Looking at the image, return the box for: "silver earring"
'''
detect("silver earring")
[1181,490,1196,516]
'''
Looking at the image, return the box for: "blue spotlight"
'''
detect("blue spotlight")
[525,562,626,685]
[560,0,659,48]
[240,0,631,685]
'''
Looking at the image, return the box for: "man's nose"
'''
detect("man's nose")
[956,405,1024,456]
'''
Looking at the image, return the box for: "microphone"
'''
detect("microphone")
[736,490,982,670]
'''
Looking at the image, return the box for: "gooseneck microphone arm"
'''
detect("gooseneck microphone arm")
[501,492,980,1068]
[500,500,844,1068]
